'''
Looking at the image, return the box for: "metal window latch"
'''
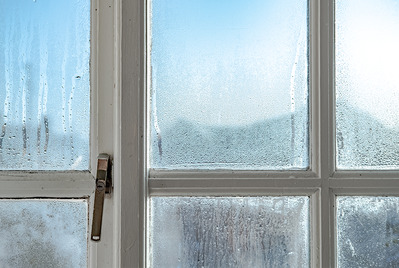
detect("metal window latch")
[91,153,112,242]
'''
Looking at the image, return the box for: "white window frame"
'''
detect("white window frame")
[0,0,120,267]
[113,0,399,267]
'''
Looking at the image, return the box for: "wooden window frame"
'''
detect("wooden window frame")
[119,0,399,267]
[0,0,119,267]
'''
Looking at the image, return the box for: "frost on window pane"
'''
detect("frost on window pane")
[149,0,309,170]
[337,196,399,267]
[150,196,310,267]
[0,0,90,170]
[0,199,88,268]
[335,0,399,169]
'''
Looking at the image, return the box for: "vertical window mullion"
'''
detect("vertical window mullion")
[120,0,146,267]
[318,0,335,266]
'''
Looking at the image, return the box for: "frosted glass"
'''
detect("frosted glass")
[335,0,399,169]
[0,199,88,268]
[337,196,399,267]
[149,0,309,169]
[0,0,90,170]
[150,196,310,267]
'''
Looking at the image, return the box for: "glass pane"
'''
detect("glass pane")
[149,0,309,170]
[335,0,399,169]
[0,199,88,268]
[150,196,310,267]
[0,0,90,170]
[337,196,399,267]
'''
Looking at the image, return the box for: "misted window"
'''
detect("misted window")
[335,0,399,266]
[0,0,90,170]
[147,0,310,267]
[0,1,90,267]
[149,0,309,170]
[144,0,399,267]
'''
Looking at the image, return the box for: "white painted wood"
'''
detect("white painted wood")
[310,190,321,268]
[150,186,319,197]
[330,179,399,188]
[0,173,93,197]
[310,0,321,178]
[90,0,99,174]
[318,0,334,266]
[119,0,146,267]
[150,169,318,179]
[309,0,323,266]
[0,0,118,267]
[91,0,117,267]
[112,0,122,267]
[149,178,320,195]
[329,189,336,268]
[0,171,92,180]
[6,0,399,266]
[333,171,399,179]
[118,0,399,267]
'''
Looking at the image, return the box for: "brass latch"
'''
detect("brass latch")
[91,153,112,241]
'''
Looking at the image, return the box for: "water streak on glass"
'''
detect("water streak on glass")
[150,196,310,267]
[149,0,309,169]
[0,199,88,268]
[336,0,399,169]
[337,196,399,267]
[0,0,90,170]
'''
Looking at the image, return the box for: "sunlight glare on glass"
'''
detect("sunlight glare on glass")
[336,0,399,169]
[337,0,399,129]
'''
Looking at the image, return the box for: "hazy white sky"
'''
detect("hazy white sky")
[336,0,399,129]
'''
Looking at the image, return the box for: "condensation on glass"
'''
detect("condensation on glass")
[337,196,399,267]
[0,199,88,268]
[148,0,309,169]
[0,0,90,170]
[150,196,310,267]
[335,0,399,169]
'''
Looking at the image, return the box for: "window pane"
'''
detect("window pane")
[335,0,399,170]
[0,199,88,267]
[150,196,310,267]
[149,0,309,169]
[337,196,399,267]
[0,0,90,170]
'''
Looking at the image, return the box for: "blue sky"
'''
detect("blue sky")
[0,0,90,169]
[150,0,308,127]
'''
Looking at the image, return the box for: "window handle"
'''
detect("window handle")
[91,153,112,241]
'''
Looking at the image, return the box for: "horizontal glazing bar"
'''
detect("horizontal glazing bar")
[333,171,399,179]
[330,179,399,189]
[149,188,319,196]
[332,188,399,196]
[0,173,94,198]
[149,178,321,196]
[0,171,94,181]
[149,169,318,179]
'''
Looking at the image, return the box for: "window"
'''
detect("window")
[3,0,398,267]
[148,0,311,266]
[0,0,118,267]
[120,0,399,267]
